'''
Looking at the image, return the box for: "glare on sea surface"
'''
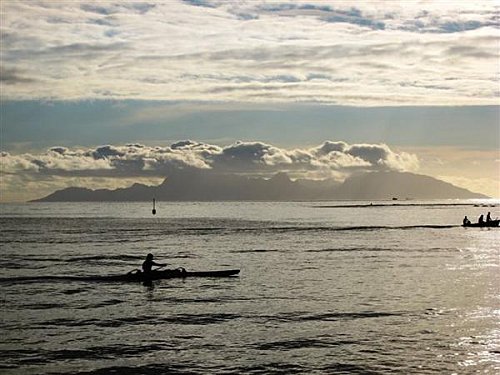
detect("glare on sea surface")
[452,219,500,372]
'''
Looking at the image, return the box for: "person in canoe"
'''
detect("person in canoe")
[142,253,167,275]
[463,216,471,226]
[478,214,484,224]
[486,212,492,222]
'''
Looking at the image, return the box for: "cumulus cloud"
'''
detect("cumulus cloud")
[1,0,497,105]
[1,140,419,183]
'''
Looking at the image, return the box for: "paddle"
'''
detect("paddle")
[154,264,186,273]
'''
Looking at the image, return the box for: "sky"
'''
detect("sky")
[1,0,499,201]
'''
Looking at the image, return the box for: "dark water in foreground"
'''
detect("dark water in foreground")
[0,201,499,374]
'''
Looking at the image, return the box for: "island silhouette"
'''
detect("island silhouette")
[32,170,487,202]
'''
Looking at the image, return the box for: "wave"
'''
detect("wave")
[77,299,124,309]
[18,303,65,310]
[35,313,241,328]
[305,246,460,253]
[305,247,393,253]
[62,362,378,375]
[229,224,459,233]
[41,364,202,375]
[0,355,376,375]
[0,261,50,270]
[230,249,285,253]
[314,203,482,208]
[0,344,175,366]
[0,275,108,283]
[0,224,459,245]
[66,254,142,262]
[7,254,141,263]
[175,224,459,233]
[0,255,143,270]
[257,311,402,323]
[255,338,357,350]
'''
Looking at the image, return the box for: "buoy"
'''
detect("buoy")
[152,198,156,215]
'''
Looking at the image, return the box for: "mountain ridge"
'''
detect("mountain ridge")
[32,170,488,202]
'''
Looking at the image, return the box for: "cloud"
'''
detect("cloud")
[399,145,500,198]
[80,2,156,15]
[258,3,386,30]
[1,140,419,184]
[182,0,216,8]
[445,45,497,59]
[211,141,294,171]
[0,67,37,84]
[1,0,497,105]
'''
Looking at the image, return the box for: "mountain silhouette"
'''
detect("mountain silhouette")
[32,170,488,202]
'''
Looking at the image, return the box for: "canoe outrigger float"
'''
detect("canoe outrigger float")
[462,219,499,228]
[0,268,240,284]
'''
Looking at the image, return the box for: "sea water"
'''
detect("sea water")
[0,201,499,374]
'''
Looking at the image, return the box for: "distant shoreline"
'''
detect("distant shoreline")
[314,203,498,208]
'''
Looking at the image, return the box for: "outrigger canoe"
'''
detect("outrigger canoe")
[463,219,499,228]
[0,269,240,284]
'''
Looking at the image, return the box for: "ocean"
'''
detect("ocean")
[1,201,499,374]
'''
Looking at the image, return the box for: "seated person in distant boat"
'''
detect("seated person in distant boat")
[478,214,484,224]
[142,253,167,274]
[486,212,491,222]
[463,216,471,226]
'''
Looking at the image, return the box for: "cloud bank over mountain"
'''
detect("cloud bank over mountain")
[1,140,418,181]
[2,0,498,105]
[1,2,497,201]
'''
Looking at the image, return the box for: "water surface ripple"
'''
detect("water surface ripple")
[1,201,499,374]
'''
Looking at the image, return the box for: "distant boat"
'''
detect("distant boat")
[152,198,156,215]
[463,219,499,228]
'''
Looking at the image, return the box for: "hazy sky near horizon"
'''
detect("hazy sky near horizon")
[1,0,499,201]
